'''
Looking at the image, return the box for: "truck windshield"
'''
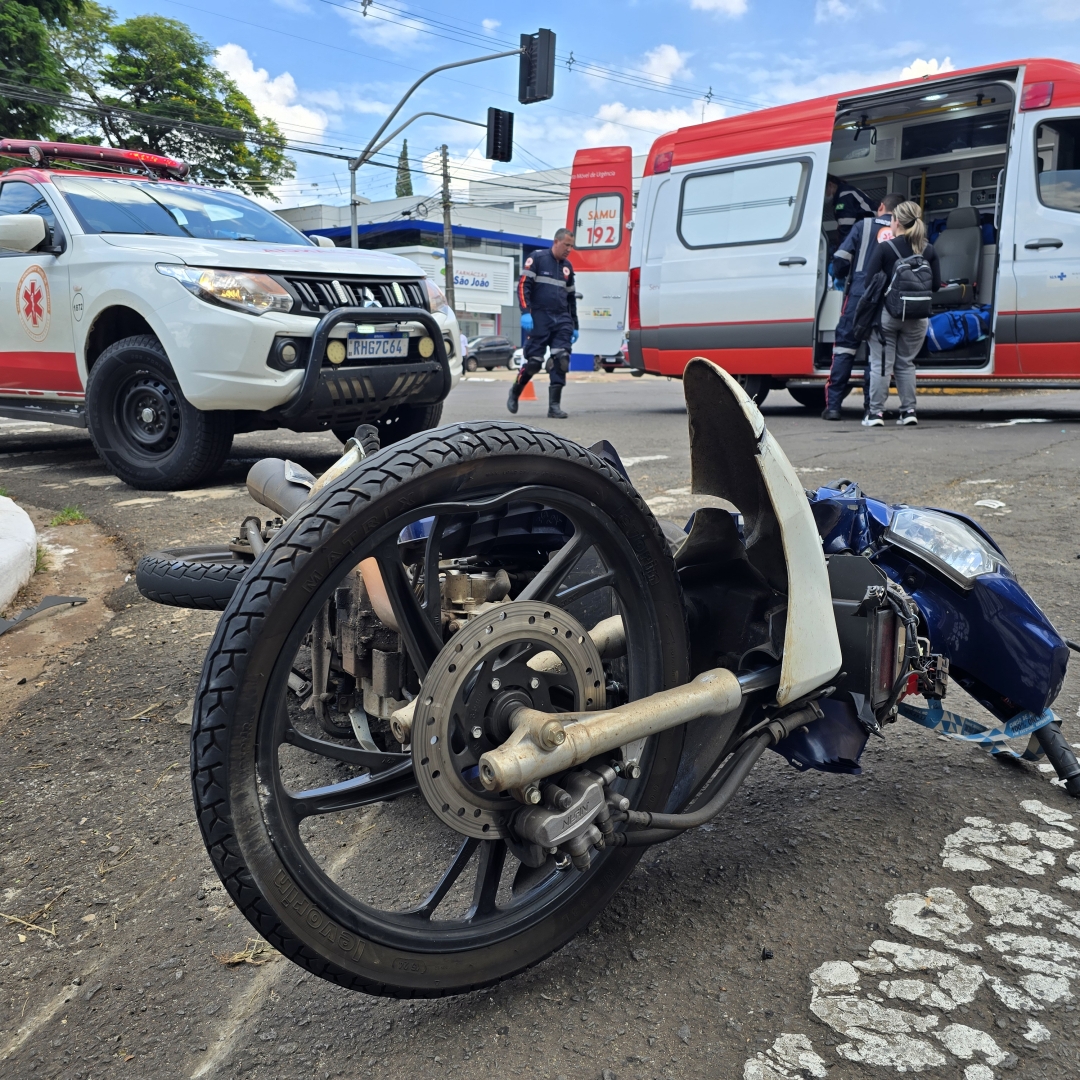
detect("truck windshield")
[51,176,311,244]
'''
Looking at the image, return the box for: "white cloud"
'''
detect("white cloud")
[900,57,955,79]
[584,100,725,152]
[213,44,330,141]
[743,52,960,107]
[690,0,747,14]
[482,18,500,33]
[339,4,423,51]
[815,0,879,20]
[1040,0,1079,18]
[419,147,494,198]
[269,0,311,12]
[641,45,691,85]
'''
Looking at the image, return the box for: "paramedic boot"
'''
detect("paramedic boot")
[547,385,568,419]
[507,376,526,414]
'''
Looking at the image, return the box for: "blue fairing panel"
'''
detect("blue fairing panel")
[772,698,869,774]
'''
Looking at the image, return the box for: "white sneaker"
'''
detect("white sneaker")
[897,410,918,426]
[862,413,885,427]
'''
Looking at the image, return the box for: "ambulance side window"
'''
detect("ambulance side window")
[1035,119,1080,214]
[0,181,60,252]
[678,158,810,249]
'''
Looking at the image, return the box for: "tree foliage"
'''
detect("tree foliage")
[395,139,413,198]
[50,4,293,195]
[0,0,77,138]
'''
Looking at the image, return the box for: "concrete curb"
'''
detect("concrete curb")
[0,495,37,612]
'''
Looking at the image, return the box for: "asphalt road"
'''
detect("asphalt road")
[2,375,1080,1080]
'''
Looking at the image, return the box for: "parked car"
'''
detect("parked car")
[0,139,461,489]
[465,335,515,371]
[594,338,639,374]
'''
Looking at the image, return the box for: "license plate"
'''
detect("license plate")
[347,332,408,361]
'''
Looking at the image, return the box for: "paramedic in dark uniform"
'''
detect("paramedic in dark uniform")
[826,175,875,248]
[822,193,902,420]
[507,227,579,419]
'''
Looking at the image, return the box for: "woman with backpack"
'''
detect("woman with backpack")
[860,200,941,427]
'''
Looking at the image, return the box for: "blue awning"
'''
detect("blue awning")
[306,219,551,249]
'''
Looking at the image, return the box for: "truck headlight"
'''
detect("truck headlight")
[157,264,293,315]
[886,507,1007,588]
[424,276,451,314]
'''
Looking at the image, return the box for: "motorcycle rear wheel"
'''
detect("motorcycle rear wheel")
[191,421,688,996]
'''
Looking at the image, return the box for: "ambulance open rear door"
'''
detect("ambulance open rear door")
[567,147,633,366]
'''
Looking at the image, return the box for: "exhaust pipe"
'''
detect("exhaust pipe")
[478,667,777,792]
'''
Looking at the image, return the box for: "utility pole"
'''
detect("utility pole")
[440,144,456,312]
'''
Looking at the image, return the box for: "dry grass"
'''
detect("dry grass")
[212,938,276,966]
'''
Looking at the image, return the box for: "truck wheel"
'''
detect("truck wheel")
[85,335,234,490]
[373,402,443,446]
[735,374,770,406]
[136,545,252,610]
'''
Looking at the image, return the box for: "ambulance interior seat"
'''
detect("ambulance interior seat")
[932,207,983,308]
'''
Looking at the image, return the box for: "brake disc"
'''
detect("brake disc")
[413,602,606,839]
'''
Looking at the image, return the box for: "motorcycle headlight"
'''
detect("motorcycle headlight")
[424,276,451,314]
[886,507,1008,588]
[157,264,293,315]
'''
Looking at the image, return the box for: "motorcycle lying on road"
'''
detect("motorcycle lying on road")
[138,358,1080,998]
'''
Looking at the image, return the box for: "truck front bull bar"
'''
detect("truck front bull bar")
[277,306,452,422]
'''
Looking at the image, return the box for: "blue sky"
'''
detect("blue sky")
[106,0,1080,205]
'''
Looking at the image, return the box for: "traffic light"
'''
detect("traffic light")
[518,29,556,105]
[486,108,514,162]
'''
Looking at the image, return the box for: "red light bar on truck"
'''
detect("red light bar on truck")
[0,139,189,179]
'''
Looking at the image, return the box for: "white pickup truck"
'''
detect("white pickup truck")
[0,140,461,489]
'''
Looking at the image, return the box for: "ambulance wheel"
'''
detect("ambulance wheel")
[85,335,234,490]
[735,375,770,406]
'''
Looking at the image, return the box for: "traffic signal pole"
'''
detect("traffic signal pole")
[348,48,523,248]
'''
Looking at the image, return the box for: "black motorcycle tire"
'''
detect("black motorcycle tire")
[191,421,689,997]
[136,546,252,610]
[85,335,234,490]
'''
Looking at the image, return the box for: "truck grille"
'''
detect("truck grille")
[281,275,428,316]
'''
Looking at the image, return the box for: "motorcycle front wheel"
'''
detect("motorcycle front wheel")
[191,421,688,996]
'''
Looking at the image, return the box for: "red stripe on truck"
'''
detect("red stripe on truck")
[0,351,82,393]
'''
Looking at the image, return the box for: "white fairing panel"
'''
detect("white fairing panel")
[684,359,841,705]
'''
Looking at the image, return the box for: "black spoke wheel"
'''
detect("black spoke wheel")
[85,334,234,489]
[192,421,688,996]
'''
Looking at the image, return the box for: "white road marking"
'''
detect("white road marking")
[940,817,1061,875]
[745,797,1080,1077]
[1021,800,1076,832]
[977,418,1051,428]
[114,497,166,507]
[886,888,977,949]
[744,1034,828,1079]
[1023,1019,1051,1043]
[621,454,669,467]
[170,487,246,502]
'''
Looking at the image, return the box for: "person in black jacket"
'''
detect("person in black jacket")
[862,201,941,427]
[507,228,578,419]
[826,175,874,247]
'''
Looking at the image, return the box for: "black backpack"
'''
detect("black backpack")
[882,240,934,320]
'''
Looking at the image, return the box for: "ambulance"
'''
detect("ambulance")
[611,58,1080,407]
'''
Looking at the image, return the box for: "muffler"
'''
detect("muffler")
[478,667,777,792]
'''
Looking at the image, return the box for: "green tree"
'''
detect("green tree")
[395,138,413,198]
[51,5,293,195]
[0,0,77,139]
